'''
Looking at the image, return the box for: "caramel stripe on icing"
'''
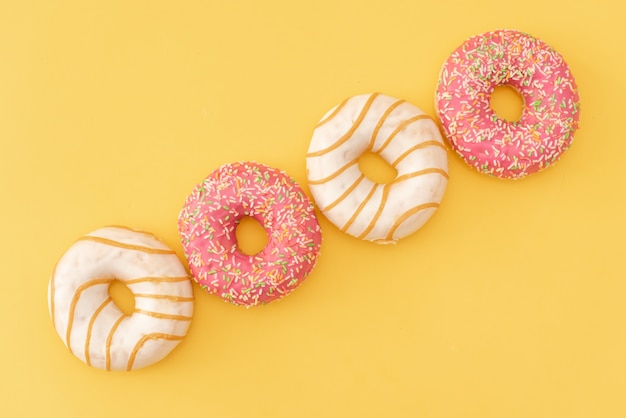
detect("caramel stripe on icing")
[85,297,113,366]
[65,277,113,349]
[134,309,193,321]
[385,202,440,241]
[78,236,176,255]
[105,314,127,371]
[391,140,447,168]
[356,182,398,240]
[315,97,351,129]
[376,114,434,156]
[124,276,190,285]
[307,93,380,158]
[307,158,359,185]
[126,333,185,371]
[133,294,194,302]
[356,169,449,239]
[368,99,406,149]
[322,174,366,212]
[341,183,378,232]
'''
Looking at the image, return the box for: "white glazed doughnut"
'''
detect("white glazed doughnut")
[306,93,449,244]
[48,226,194,371]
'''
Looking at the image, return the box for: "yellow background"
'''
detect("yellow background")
[2,0,625,417]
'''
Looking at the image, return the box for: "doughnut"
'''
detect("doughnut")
[178,161,322,307]
[306,93,448,244]
[48,226,194,371]
[435,29,580,179]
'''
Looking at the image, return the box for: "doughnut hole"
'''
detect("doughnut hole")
[358,152,398,184]
[490,85,524,122]
[108,279,135,316]
[236,216,269,255]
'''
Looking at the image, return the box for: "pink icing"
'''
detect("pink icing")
[178,161,322,307]
[435,30,580,179]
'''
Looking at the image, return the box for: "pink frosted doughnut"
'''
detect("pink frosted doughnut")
[435,30,580,179]
[178,161,322,307]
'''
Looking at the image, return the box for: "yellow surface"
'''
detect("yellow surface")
[1,1,625,417]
